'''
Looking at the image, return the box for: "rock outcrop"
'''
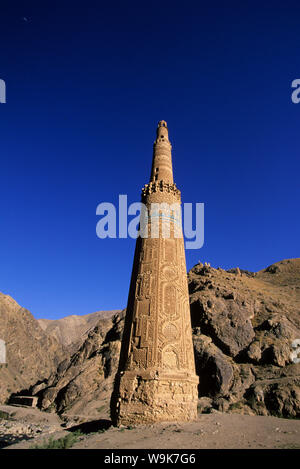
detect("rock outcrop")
[0,293,64,404]
[189,258,300,417]
[28,312,125,420]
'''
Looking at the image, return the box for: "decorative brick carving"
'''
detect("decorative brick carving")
[110,121,198,425]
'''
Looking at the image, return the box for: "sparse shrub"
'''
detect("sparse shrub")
[229,401,244,410]
[0,410,10,420]
[30,430,83,449]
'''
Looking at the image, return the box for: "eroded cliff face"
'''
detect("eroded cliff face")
[25,259,300,420]
[29,313,125,420]
[0,292,64,404]
[190,258,300,417]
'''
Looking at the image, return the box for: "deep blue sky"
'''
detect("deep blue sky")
[0,1,299,319]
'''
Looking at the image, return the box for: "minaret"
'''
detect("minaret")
[110,121,198,425]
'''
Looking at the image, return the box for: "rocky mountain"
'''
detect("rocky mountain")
[27,258,300,421]
[30,312,124,420]
[38,310,120,352]
[189,258,300,417]
[0,293,64,404]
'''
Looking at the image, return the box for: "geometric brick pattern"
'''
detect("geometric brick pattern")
[110,121,198,425]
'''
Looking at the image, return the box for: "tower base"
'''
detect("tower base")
[111,370,199,426]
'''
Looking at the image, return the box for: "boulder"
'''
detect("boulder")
[191,295,255,357]
[193,334,234,397]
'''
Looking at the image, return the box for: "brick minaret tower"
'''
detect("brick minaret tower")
[110,121,198,425]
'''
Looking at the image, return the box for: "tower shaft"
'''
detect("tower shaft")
[110,121,198,425]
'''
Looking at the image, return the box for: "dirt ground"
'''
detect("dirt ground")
[3,408,300,449]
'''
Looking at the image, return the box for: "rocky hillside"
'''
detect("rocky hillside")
[38,310,120,352]
[29,258,300,421]
[190,258,300,417]
[0,293,64,404]
[30,312,124,420]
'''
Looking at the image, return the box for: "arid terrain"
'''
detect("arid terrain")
[0,258,299,449]
[1,404,300,449]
